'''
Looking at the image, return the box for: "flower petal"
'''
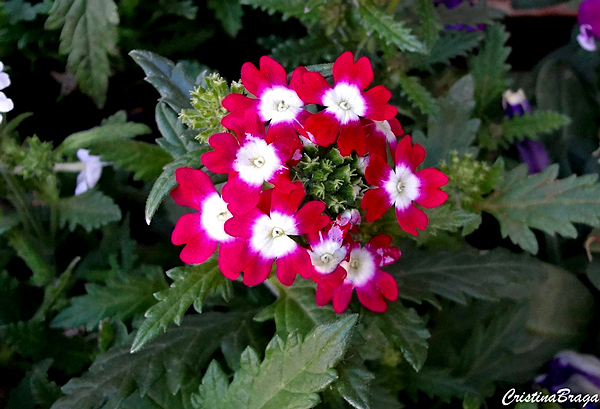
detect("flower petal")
[414,168,449,208]
[394,135,425,171]
[172,213,218,264]
[171,168,216,210]
[222,175,261,215]
[294,201,329,235]
[332,282,354,313]
[202,132,239,174]
[219,238,249,280]
[304,111,339,148]
[276,246,311,286]
[395,203,428,236]
[356,282,388,312]
[243,255,273,286]
[337,120,366,157]
[361,188,392,222]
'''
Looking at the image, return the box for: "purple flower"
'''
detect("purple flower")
[578,0,600,51]
[536,350,600,407]
[502,89,551,174]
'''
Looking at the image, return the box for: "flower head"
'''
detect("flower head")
[224,183,330,286]
[578,0,600,51]
[362,117,404,159]
[170,167,249,279]
[294,51,397,156]
[74,149,109,195]
[0,62,13,123]
[361,135,448,236]
[536,350,600,398]
[315,234,400,313]
[502,89,550,174]
[223,56,309,146]
[202,111,297,214]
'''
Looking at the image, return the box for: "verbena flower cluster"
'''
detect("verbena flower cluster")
[171,52,448,313]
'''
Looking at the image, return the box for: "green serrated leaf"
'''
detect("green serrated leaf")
[255,279,338,338]
[416,0,441,51]
[500,111,571,143]
[265,34,341,70]
[207,0,243,36]
[130,255,233,353]
[397,73,440,118]
[469,24,511,115]
[45,0,119,108]
[332,353,375,409]
[55,118,151,155]
[3,0,51,24]
[55,190,122,232]
[481,164,600,254]
[7,228,55,286]
[51,266,168,331]
[368,302,430,371]
[424,31,482,67]
[412,75,480,167]
[6,359,62,409]
[89,140,172,181]
[155,102,189,157]
[51,312,252,409]
[129,50,198,112]
[358,0,425,53]
[193,315,358,409]
[144,148,206,225]
[239,0,322,23]
[390,246,545,305]
[421,205,482,235]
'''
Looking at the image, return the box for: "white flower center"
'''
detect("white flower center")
[258,86,304,124]
[250,212,298,259]
[309,236,347,274]
[341,248,376,287]
[234,136,282,186]
[322,83,366,124]
[201,193,233,242]
[383,164,421,211]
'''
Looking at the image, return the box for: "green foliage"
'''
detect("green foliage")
[144,148,211,225]
[418,204,482,238]
[397,73,440,118]
[255,279,338,338]
[266,33,342,69]
[207,0,244,37]
[416,0,441,51]
[51,312,253,409]
[0,270,21,324]
[7,228,55,286]
[51,266,168,331]
[420,31,482,69]
[481,164,600,254]
[365,302,430,371]
[45,0,119,108]
[331,354,375,409]
[55,190,122,232]
[2,0,52,24]
[6,359,63,409]
[130,255,233,353]
[500,111,571,144]
[192,315,358,409]
[0,320,93,374]
[389,246,545,306]
[358,0,425,53]
[90,140,173,181]
[239,0,323,23]
[469,24,511,115]
[55,112,152,155]
[412,75,480,167]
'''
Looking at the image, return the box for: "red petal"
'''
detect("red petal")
[269,170,296,194]
[221,176,261,215]
[276,246,311,286]
[243,256,273,286]
[294,72,331,105]
[394,135,425,172]
[304,112,339,147]
[337,120,366,157]
[219,238,249,280]
[414,168,448,208]
[361,188,392,222]
[356,282,388,313]
[270,181,305,214]
[202,133,239,174]
[315,282,335,306]
[364,154,392,186]
[172,213,218,264]
[224,207,263,238]
[259,56,287,88]
[333,52,373,91]
[395,203,428,236]
[221,94,258,118]
[333,282,354,313]
[171,168,216,210]
[289,66,309,91]
[295,201,329,234]
[377,272,398,301]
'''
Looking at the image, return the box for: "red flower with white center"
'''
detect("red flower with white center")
[361,135,449,236]
[202,112,297,215]
[222,56,309,143]
[362,117,404,159]
[294,51,397,157]
[306,224,348,278]
[170,167,249,280]
[224,183,330,286]
[315,234,400,313]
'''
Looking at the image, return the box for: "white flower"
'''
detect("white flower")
[0,62,11,90]
[0,62,13,124]
[75,149,109,195]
